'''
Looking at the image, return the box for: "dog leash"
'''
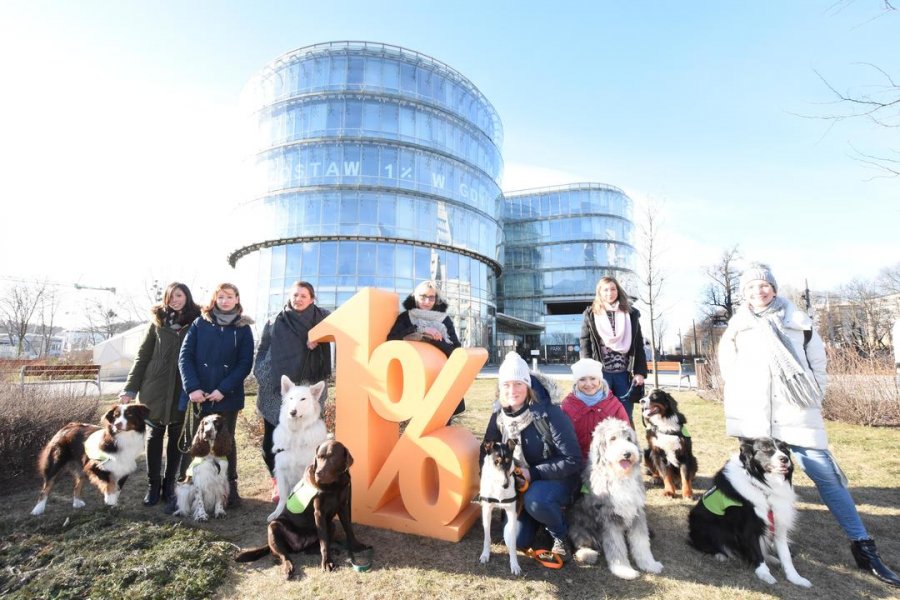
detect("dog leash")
[525,548,563,569]
[176,402,203,454]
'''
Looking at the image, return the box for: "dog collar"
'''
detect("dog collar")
[701,486,743,516]
[286,479,318,514]
[84,430,111,464]
[473,493,517,504]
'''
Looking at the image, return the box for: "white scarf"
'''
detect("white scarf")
[408,308,451,343]
[593,303,632,353]
[495,407,533,467]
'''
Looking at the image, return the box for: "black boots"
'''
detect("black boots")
[143,478,161,506]
[851,539,900,587]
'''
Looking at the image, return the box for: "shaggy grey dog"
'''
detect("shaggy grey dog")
[568,419,664,579]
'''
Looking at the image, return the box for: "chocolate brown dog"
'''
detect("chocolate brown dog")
[235,439,370,579]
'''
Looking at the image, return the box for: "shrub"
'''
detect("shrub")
[822,347,900,427]
[0,384,101,488]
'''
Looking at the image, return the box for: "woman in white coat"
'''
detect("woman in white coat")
[719,264,898,587]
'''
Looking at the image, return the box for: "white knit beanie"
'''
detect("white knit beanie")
[740,263,778,293]
[570,358,604,381]
[498,351,531,387]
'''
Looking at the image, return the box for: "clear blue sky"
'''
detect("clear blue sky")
[1,1,897,337]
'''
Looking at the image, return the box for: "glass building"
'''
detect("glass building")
[230,42,504,349]
[230,42,637,362]
[500,184,637,363]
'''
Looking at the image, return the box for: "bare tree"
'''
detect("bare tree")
[637,199,667,387]
[877,262,900,294]
[37,287,62,358]
[83,296,139,341]
[0,281,47,357]
[702,246,742,324]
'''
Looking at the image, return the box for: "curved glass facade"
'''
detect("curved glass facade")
[232,42,503,349]
[500,184,638,361]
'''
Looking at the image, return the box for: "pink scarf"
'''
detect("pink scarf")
[593,303,632,353]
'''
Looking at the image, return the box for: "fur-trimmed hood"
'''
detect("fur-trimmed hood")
[200,308,254,327]
[492,369,562,412]
[402,294,449,313]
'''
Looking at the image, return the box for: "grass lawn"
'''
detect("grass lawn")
[1,379,898,600]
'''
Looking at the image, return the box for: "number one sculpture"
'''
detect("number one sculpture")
[309,288,485,541]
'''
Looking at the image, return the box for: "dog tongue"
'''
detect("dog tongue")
[619,460,632,471]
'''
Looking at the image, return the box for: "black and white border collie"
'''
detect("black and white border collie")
[641,389,698,499]
[31,403,150,516]
[688,437,811,587]
[476,440,521,575]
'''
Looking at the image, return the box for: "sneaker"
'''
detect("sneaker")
[551,536,571,563]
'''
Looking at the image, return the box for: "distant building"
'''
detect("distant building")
[231,42,636,362]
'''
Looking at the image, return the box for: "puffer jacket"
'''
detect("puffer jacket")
[122,308,191,425]
[481,374,583,484]
[718,298,828,449]
[561,389,630,459]
[579,305,648,377]
[178,311,254,414]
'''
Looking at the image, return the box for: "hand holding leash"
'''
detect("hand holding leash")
[189,390,206,403]
[206,389,224,402]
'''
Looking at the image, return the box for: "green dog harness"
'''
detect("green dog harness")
[286,479,319,514]
[681,424,690,437]
[84,430,111,464]
[701,486,743,516]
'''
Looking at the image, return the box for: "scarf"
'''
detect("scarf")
[407,308,451,342]
[268,303,327,391]
[212,307,239,326]
[163,308,182,330]
[575,388,606,407]
[495,404,533,467]
[748,296,820,408]
[593,303,632,353]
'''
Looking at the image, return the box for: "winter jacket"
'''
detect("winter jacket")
[122,308,190,425]
[387,295,461,357]
[718,298,828,449]
[579,305,648,377]
[178,311,254,414]
[481,374,583,484]
[561,390,630,459]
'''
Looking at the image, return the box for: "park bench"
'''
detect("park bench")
[647,361,692,390]
[20,364,102,396]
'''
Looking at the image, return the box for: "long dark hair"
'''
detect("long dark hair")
[156,282,201,326]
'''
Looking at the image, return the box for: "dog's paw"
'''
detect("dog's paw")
[72,498,86,509]
[662,489,676,498]
[194,511,209,522]
[754,564,777,585]
[479,551,490,564]
[321,556,336,572]
[787,573,812,588]
[610,564,640,580]
[282,560,295,580]
[510,559,521,576]
[574,547,599,564]
[214,508,226,519]
[30,501,47,516]
[104,493,119,507]
[642,560,664,574]
[714,552,729,562]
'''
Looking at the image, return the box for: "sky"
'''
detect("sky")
[0,1,897,340]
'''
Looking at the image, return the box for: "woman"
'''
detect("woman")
[481,352,583,562]
[176,282,254,508]
[719,263,899,587]
[579,276,647,424]
[561,357,630,459]
[254,281,331,501]
[387,280,464,416]
[118,282,200,506]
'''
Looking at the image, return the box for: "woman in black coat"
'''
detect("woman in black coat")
[387,280,464,415]
[579,276,647,424]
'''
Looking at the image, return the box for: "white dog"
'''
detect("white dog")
[477,440,521,575]
[267,376,328,522]
[569,419,664,579]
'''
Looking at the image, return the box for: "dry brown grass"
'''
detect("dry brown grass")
[1,379,898,599]
[823,348,900,427]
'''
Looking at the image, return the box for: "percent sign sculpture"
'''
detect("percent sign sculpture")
[309,288,486,541]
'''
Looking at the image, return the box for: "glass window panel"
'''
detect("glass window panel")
[329,56,347,87]
[362,102,380,135]
[302,243,318,272]
[326,102,342,133]
[357,242,376,275]
[345,100,362,130]
[348,57,364,85]
[382,60,400,91]
[377,195,396,230]
[337,242,356,275]
[312,57,328,89]
[359,192,377,224]
[400,62,416,93]
[416,67,431,98]
[381,103,398,137]
[322,195,339,227]
[364,57,382,87]
[414,246,431,279]
[399,105,415,139]
[285,244,302,276]
[376,244,394,277]
[319,242,337,274]
[269,244,286,280]
[340,195,358,224]
[395,245,413,278]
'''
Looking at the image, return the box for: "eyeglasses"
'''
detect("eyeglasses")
[417,294,436,301]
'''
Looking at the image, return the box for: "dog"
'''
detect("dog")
[173,414,232,522]
[234,439,370,579]
[268,376,328,522]
[31,403,150,516]
[569,418,664,579]
[476,440,521,575]
[688,437,811,587]
[641,389,698,499]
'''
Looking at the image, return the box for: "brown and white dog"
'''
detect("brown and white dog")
[173,414,233,521]
[31,403,150,516]
[641,389,698,499]
[268,376,328,522]
[235,439,370,579]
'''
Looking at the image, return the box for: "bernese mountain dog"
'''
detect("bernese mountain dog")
[640,389,697,499]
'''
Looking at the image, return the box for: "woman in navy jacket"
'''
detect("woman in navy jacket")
[481,352,582,562]
[176,282,254,507]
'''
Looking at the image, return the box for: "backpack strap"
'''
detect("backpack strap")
[531,413,555,460]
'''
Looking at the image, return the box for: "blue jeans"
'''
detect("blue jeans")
[789,445,869,541]
[604,370,633,424]
[516,478,578,549]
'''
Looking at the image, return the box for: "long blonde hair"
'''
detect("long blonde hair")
[591,276,631,314]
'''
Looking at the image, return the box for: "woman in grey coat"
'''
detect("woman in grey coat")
[119,282,200,506]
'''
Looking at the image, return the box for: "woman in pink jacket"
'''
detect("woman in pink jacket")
[561,358,630,459]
